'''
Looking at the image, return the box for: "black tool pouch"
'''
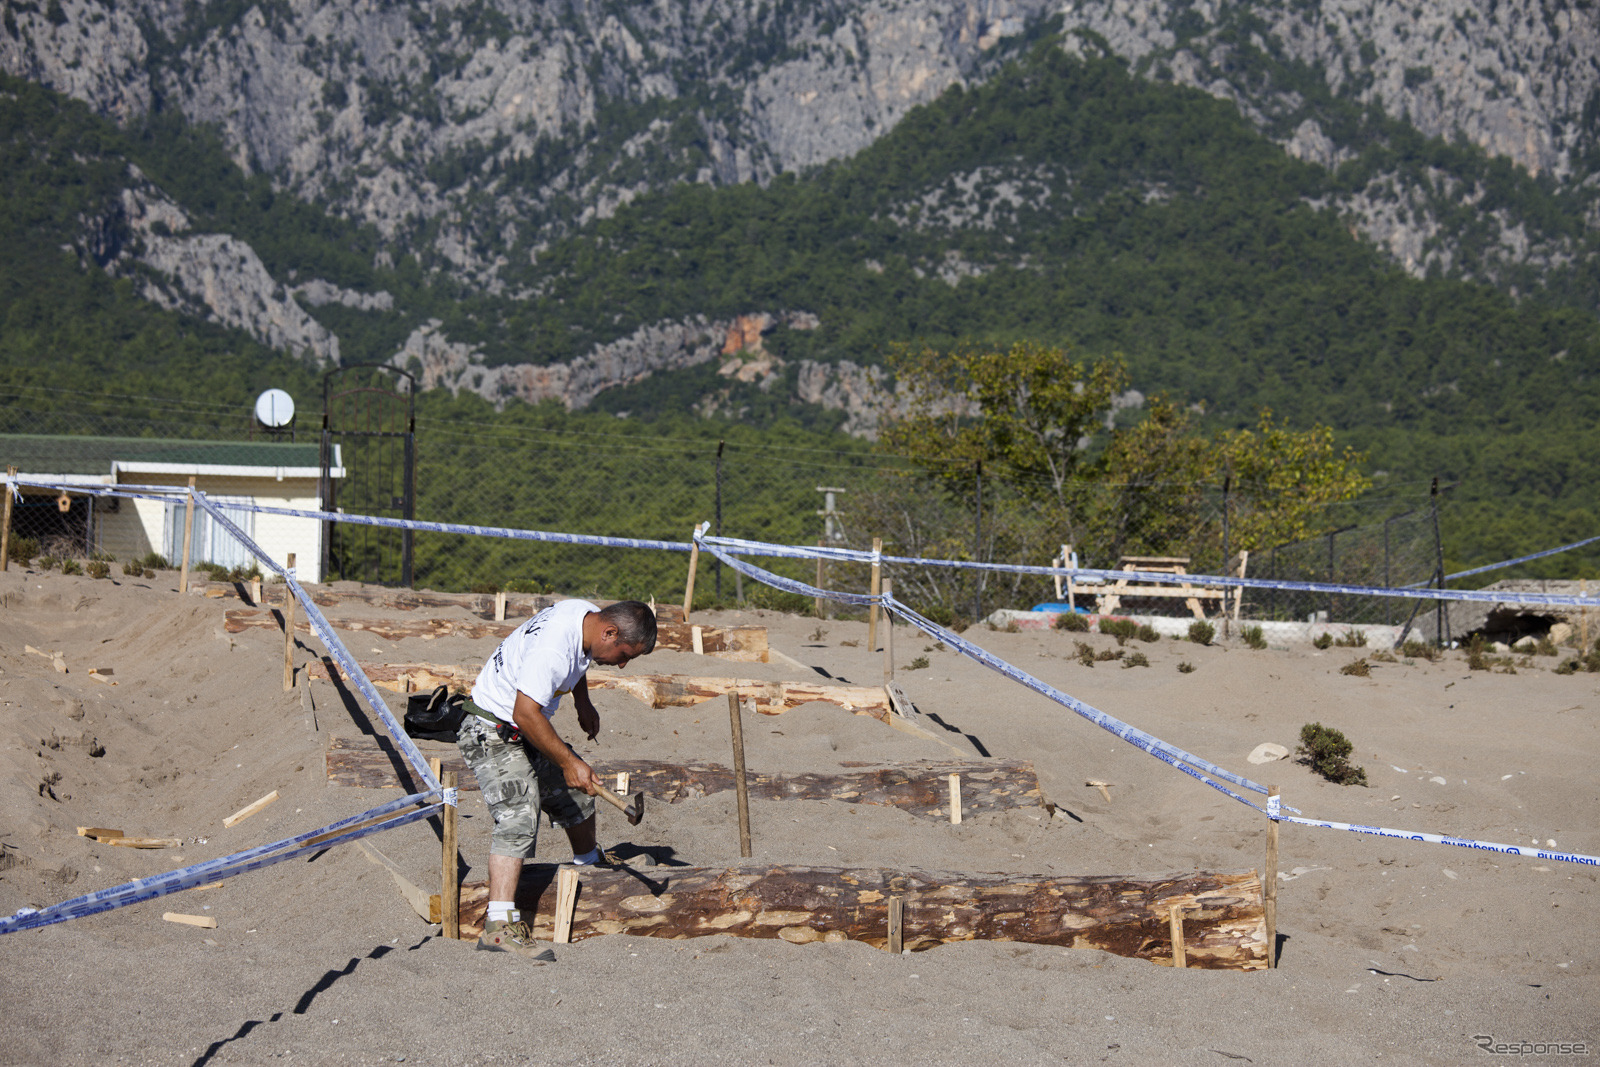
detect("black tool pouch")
[402,685,468,742]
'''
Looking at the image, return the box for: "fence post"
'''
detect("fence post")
[1326,530,1336,623]
[972,461,983,623]
[868,536,882,651]
[1,465,15,573]
[714,440,724,600]
[1431,477,1448,647]
[1383,516,1393,626]
[179,476,196,595]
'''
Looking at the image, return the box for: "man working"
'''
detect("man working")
[456,598,657,959]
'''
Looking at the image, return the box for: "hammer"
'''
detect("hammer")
[594,781,645,825]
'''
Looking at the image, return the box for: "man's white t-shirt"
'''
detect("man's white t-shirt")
[470,599,597,723]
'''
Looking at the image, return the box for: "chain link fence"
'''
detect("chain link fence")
[0,400,1459,628]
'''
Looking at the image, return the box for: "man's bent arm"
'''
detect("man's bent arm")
[510,691,598,794]
[573,676,600,740]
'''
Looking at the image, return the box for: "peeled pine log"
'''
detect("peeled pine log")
[455,864,1267,970]
[323,739,1044,820]
[205,584,686,622]
[586,671,887,720]
[247,615,764,659]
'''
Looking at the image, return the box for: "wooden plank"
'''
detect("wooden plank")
[77,826,123,840]
[109,837,182,849]
[203,585,685,623]
[323,740,1049,819]
[454,865,1269,970]
[553,867,579,944]
[356,840,437,924]
[1169,904,1187,968]
[222,790,279,828]
[163,912,217,929]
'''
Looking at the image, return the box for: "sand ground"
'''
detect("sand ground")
[0,566,1594,1066]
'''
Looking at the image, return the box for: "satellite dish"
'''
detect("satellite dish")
[254,388,296,428]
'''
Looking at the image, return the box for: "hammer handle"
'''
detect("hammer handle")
[593,781,630,813]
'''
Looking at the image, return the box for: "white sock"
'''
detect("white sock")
[571,847,601,866]
[488,900,515,924]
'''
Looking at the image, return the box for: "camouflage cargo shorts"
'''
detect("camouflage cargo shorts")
[456,705,595,859]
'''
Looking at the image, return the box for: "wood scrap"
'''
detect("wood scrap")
[323,739,1049,819]
[455,864,1268,970]
[585,671,888,720]
[356,840,439,923]
[110,837,183,849]
[222,790,280,828]
[162,912,217,929]
[77,826,123,841]
[203,584,684,623]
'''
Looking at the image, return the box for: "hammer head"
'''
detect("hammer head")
[623,791,644,826]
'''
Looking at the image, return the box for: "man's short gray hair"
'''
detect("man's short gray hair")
[597,600,657,652]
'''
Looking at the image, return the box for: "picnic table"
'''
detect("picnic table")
[1053,546,1248,620]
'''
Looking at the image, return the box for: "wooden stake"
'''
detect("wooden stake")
[249,576,262,606]
[616,771,630,795]
[882,578,894,686]
[728,692,752,858]
[1582,579,1590,650]
[887,896,904,954]
[815,540,825,619]
[1054,543,1067,600]
[1,465,15,573]
[282,553,297,691]
[691,624,704,655]
[494,590,506,622]
[222,790,279,828]
[682,540,700,621]
[1064,544,1076,613]
[868,537,882,651]
[1265,784,1280,969]
[947,773,962,824]
[442,767,460,940]
[553,866,579,944]
[178,476,196,594]
[1169,904,1187,968]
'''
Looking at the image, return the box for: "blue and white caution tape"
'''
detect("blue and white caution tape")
[192,492,440,794]
[1440,533,1600,583]
[1270,813,1600,867]
[0,793,441,934]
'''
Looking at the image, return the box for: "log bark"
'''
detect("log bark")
[324,738,1047,820]
[239,613,761,659]
[204,584,685,622]
[455,864,1267,970]
[303,661,872,719]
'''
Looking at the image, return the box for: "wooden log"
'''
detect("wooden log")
[323,740,1049,819]
[454,864,1268,970]
[246,614,766,661]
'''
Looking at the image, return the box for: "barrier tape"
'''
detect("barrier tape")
[1271,813,1600,867]
[0,794,441,933]
[1440,532,1600,583]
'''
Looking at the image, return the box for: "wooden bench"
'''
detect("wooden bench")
[1053,545,1248,620]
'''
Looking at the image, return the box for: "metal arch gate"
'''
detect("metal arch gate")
[319,365,415,586]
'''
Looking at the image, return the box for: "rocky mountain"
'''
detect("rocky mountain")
[3,0,1598,420]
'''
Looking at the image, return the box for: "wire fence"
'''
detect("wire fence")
[0,399,1511,632]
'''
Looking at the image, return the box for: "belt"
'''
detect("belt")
[464,699,504,726]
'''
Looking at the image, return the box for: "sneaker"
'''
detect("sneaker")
[476,918,557,962]
[569,846,616,868]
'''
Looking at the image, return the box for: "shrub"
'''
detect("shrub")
[1242,624,1267,650]
[86,561,110,579]
[1466,634,1491,671]
[122,560,143,576]
[1176,661,1195,673]
[1187,620,1214,645]
[922,604,956,628]
[1400,639,1440,661]
[227,563,263,582]
[138,551,170,570]
[8,536,38,563]
[1096,647,1124,662]
[1074,641,1096,667]
[37,554,59,570]
[1555,659,1578,675]
[1312,633,1333,650]
[1534,636,1557,657]
[1339,658,1370,677]
[61,559,82,575]
[907,655,930,670]
[1122,650,1149,668]
[1101,618,1138,645]
[1370,649,1397,663]
[1335,629,1368,648]
[1055,612,1089,632]
[1136,623,1160,643]
[1296,722,1367,786]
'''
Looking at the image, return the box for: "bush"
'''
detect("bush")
[61,558,82,575]
[1242,624,1267,650]
[8,536,38,564]
[86,561,110,579]
[1400,639,1440,661]
[37,554,59,570]
[1339,658,1370,677]
[907,655,930,670]
[1176,661,1195,673]
[1074,640,1096,667]
[1296,722,1367,786]
[1534,636,1557,657]
[1335,629,1367,648]
[1370,648,1397,663]
[1466,634,1491,671]
[1136,623,1160,643]
[1054,612,1089,632]
[122,559,144,576]
[138,551,170,570]
[1312,632,1333,650]
[1096,647,1124,662]
[1122,650,1149,668]
[1101,618,1138,645]
[922,604,956,628]
[1187,620,1214,645]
